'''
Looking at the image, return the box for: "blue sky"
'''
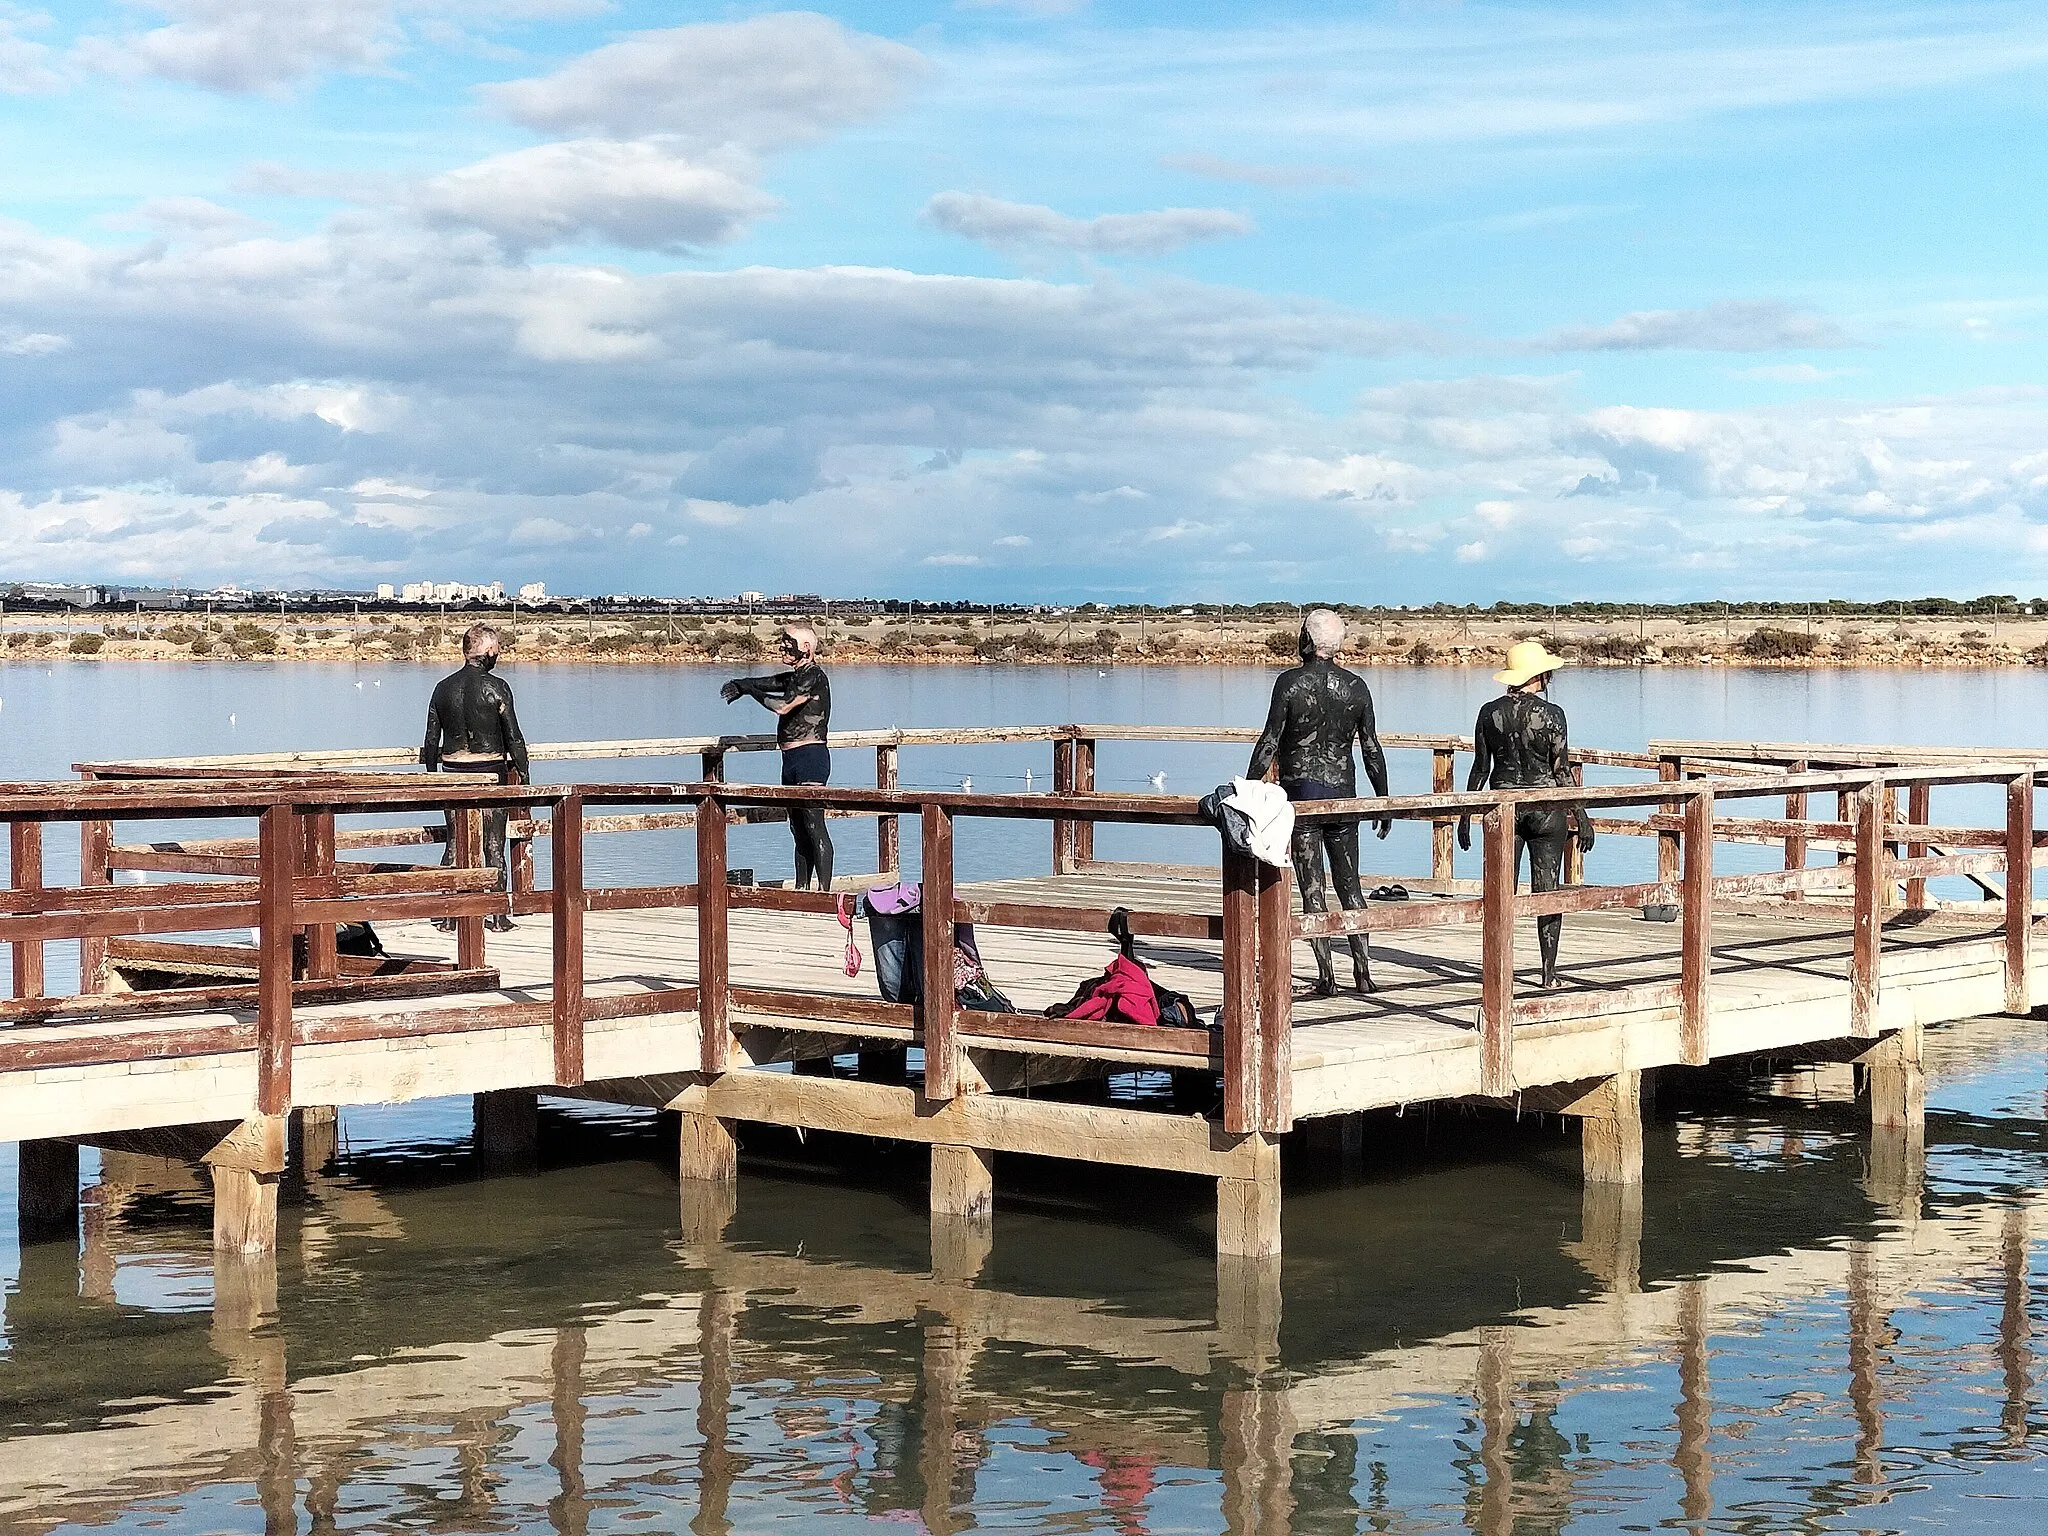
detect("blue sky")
[4,1,2048,602]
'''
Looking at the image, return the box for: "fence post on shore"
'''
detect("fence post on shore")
[1784,760,1809,901]
[1431,747,1456,885]
[876,744,900,877]
[78,773,111,992]
[1904,781,1932,911]
[301,809,338,982]
[920,803,960,1100]
[1052,735,1076,874]
[1656,756,1683,889]
[2006,770,2034,1015]
[9,820,44,999]
[1680,786,1714,1065]
[1255,861,1293,1134]
[1480,805,1515,1098]
[552,792,585,1086]
[696,792,730,1075]
[1850,778,1886,1036]
[1221,848,1261,1135]
[255,803,295,1117]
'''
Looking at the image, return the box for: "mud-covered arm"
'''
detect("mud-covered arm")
[1548,714,1592,847]
[1355,691,1390,799]
[1246,679,1290,781]
[721,668,794,706]
[1457,708,1491,849]
[497,687,530,784]
[421,698,441,771]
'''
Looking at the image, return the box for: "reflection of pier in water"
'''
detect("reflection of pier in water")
[1,1018,2040,1535]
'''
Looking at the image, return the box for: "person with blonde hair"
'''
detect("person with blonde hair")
[1247,607,1391,996]
[1457,640,1594,989]
[722,623,835,889]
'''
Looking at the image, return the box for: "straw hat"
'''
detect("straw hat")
[1495,639,1568,687]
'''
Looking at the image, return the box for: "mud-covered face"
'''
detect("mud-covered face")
[467,647,499,670]
[778,633,804,660]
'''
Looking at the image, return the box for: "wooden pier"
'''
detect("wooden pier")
[4,726,2042,1282]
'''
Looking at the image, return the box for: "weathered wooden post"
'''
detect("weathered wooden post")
[1850,778,1886,1036]
[1680,786,1714,1065]
[1904,780,1931,911]
[2006,770,2034,1015]
[695,790,730,1075]
[1073,735,1098,865]
[256,803,296,1117]
[551,792,585,1086]
[1051,735,1076,874]
[10,819,44,999]
[920,802,960,1100]
[1431,745,1456,885]
[1221,848,1261,1134]
[301,809,339,981]
[1479,804,1515,1097]
[1784,758,1809,902]
[1255,860,1293,1134]
[1564,762,1587,886]
[78,774,111,992]
[452,802,487,973]
[876,742,900,877]
[1656,755,1683,888]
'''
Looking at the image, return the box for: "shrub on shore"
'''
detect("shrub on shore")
[68,633,105,655]
[1577,634,1648,662]
[1264,630,1296,659]
[1740,627,1818,660]
[1407,639,1438,665]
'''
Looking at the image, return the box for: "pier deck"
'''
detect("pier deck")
[4,725,2044,1270]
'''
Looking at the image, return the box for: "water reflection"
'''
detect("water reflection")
[1,1015,2044,1533]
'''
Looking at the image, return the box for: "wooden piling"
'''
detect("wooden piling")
[2006,771,2033,1015]
[16,1138,79,1240]
[9,821,44,999]
[1216,1132,1281,1259]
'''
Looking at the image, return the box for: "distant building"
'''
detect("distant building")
[376,583,396,601]
[517,582,546,603]
[738,591,765,605]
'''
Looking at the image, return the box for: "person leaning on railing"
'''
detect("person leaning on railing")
[1457,640,1594,990]
[421,622,529,933]
[721,623,835,890]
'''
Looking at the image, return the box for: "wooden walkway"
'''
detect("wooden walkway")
[4,726,2043,1272]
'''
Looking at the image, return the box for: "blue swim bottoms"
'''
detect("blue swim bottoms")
[781,743,831,785]
[1280,778,1343,802]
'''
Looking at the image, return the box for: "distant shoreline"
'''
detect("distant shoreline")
[3,612,2044,669]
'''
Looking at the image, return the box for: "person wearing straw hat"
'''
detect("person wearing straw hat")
[1457,639,1594,989]
[1247,608,1392,996]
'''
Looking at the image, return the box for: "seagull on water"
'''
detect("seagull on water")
[960,776,973,791]
[228,713,237,728]
[1148,771,1166,791]
[353,680,363,690]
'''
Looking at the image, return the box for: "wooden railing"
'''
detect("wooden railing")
[9,735,2040,1145]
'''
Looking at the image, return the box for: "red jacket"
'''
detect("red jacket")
[1063,954,1161,1027]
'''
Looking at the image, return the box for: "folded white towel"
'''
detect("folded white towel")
[1222,778,1295,868]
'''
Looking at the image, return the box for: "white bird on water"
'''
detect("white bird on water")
[1023,768,1033,789]
[1148,771,1167,791]
[372,680,381,688]
[960,776,973,791]
[228,713,237,728]
[353,680,363,690]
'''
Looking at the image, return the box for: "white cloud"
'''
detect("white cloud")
[1159,154,1355,188]
[994,533,1031,546]
[1455,540,1488,561]
[77,0,403,94]
[485,13,927,150]
[414,140,778,253]
[958,0,1087,15]
[1,8,60,94]
[509,516,583,545]
[1733,363,1859,383]
[1533,300,1855,353]
[2,328,69,356]
[922,552,982,565]
[924,193,1253,257]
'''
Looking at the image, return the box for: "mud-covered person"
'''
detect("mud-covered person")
[422,622,529,933]
[1457,640,1595,990]
[722,624,835,890]
[1247,608,1392,996]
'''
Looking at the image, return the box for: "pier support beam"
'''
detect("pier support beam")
[204,1115,286,1254]
[290,1105,338,1176]
[677,1110,738,1246]
[1217,1133,1282,1260]
[930,1144,995,1281]
[1304,1113,1364,1177]
[1861,1026,1925,1132]
[1565,1072,1644,1186]
[16,1138,80,1242]
[473,1089,539,1173]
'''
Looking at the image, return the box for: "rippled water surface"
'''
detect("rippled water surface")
[1,662,2044,1533]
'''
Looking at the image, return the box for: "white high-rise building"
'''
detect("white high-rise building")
[518,582,546,603]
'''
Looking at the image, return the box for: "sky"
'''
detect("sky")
[4,2,2048,603]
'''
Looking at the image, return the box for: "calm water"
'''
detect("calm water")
[3,661,2046,1533]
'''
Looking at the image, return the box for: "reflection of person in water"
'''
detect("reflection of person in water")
[722,624,835,890]
[1248,608,1392,996]
[421,623,528,933]
[1458,640,1594,989]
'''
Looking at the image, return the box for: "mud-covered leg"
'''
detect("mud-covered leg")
[483,807,513,930]
[801,806,835,891]
[1529,828,1569,988]
[788,810,816,890]
[1291,822,1336,996]
[1325,819,1374,994]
